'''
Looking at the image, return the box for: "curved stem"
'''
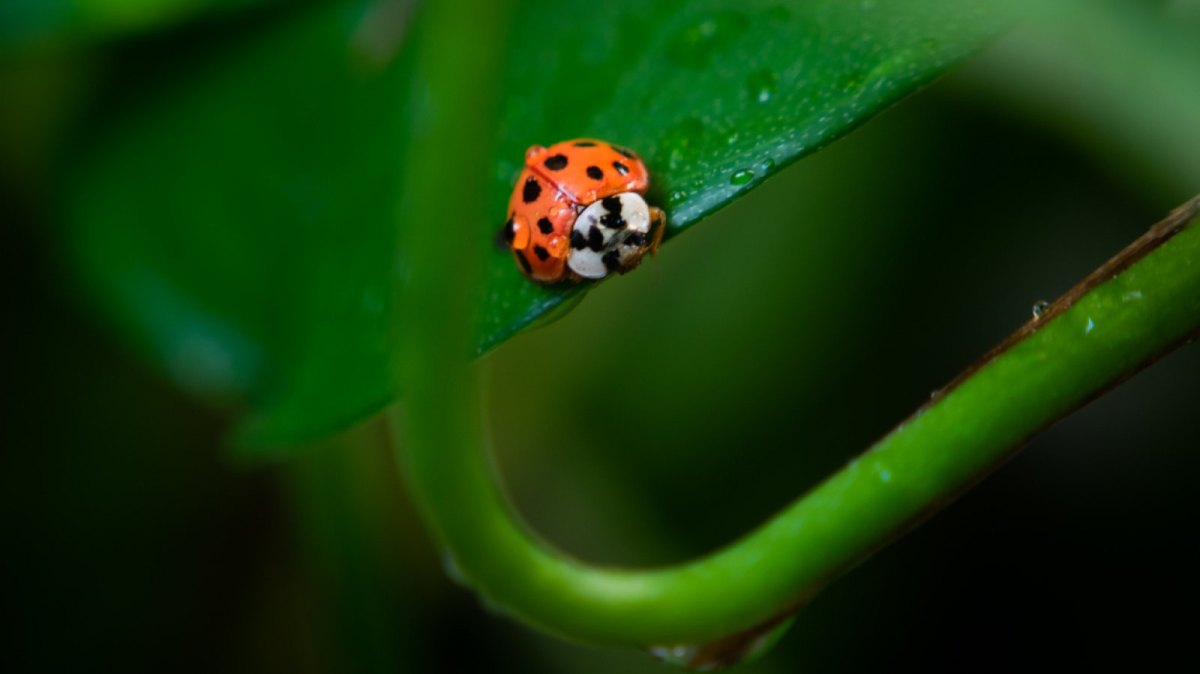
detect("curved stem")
[399,192,1200,648]
[392,0,1199,651]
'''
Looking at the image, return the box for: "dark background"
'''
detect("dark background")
[5,2,1199,672]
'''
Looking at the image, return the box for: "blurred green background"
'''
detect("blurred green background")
[5,0,1199,671]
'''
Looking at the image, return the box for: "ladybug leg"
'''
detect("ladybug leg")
[612,206,666,275]
[648,206,667,255]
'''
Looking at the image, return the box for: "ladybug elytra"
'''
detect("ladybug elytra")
[500,139,665,283]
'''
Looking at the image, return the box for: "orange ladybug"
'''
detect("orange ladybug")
[500,139,665,283]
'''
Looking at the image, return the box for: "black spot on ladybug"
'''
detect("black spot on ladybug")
[537,217,553,234]
[515,249,532,274]
[543,154,568,170]
[502,218,515,242]
[599,196,625,229]
[602,249,621,272]
[573,141,597,147]
[611,144,636,159]
[601,213,625,230]
[570,230,587,250]
[586,166,604,180]
[612,161,629,176]
[522,177,541,203]
[587,226,605,251]
[625,231,646,247]
[533,245,550,261]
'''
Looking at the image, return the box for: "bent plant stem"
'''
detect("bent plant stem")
[397,194,1200,656]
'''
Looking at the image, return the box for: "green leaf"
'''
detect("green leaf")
[62,0,1017,451]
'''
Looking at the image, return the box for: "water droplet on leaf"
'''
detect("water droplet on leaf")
[838,68,867,93]
[1031,300,1050,319]
[666,11,750,68]
[746,69,778,103]
[659,117,706,171]
[730,169,755,186]
[668,190,689,207]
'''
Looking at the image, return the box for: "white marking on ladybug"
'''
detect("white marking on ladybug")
[567,192,651,279]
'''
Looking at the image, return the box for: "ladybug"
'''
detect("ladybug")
[499,139,665,283]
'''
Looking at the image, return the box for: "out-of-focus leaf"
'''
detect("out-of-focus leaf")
[63,0,1017,451]
[0,0,275,48]
[953,0,1200,203]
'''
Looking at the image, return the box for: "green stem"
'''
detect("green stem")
[289,427,409,673]
[397,53,1200,644]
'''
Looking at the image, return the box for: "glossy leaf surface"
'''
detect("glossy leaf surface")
[64,0,1015,449]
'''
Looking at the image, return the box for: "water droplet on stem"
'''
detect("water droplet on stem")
[441,550,469,587]
[647,614,795,670]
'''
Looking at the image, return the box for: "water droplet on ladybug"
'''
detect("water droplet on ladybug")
[547,233,569,256]
[510,215,531,249]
